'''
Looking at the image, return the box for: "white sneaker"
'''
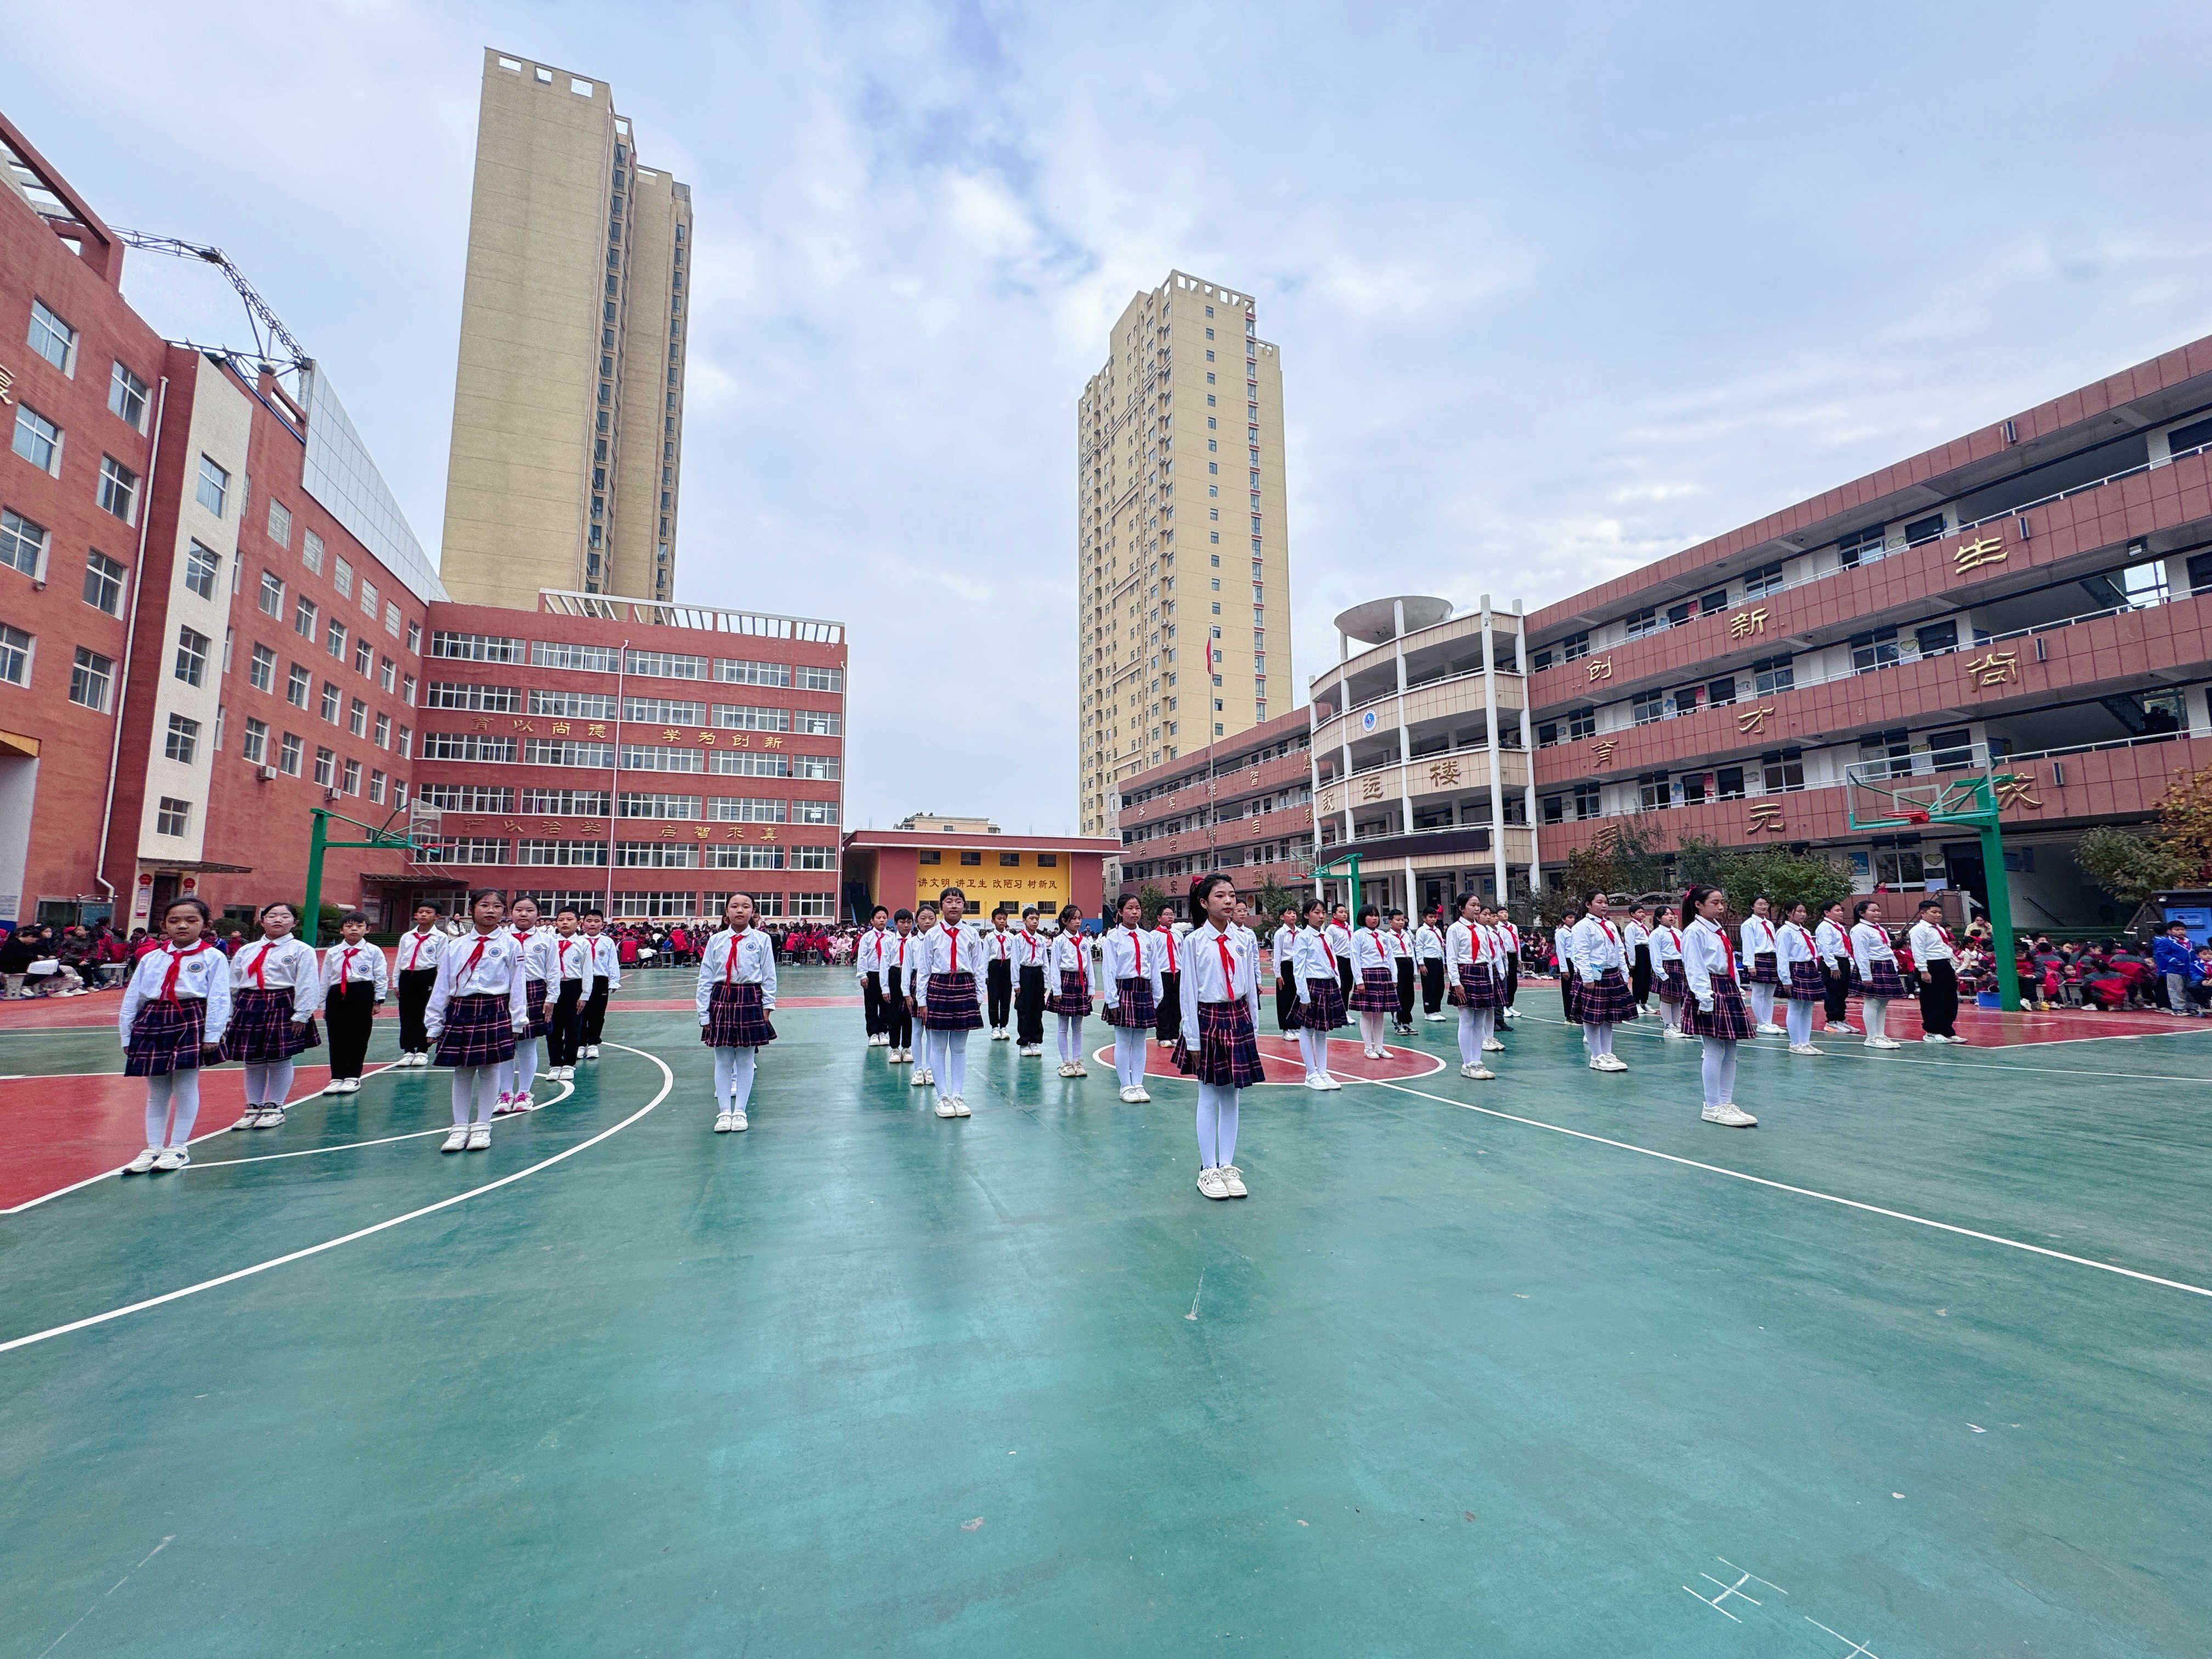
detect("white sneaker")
[259,1106,287,1129]
[1788,1043,1823,1056]
[951,1097,970,1117]
[1482,1037,1504,1052]
[1701,1103,1758,1127]
[911,1068,932,1087]
[1460,1062,1480,1078]
[588,1046,602,1059]
[729,1110,748,1131]
[1756,1023,1787,1036]
[1197,1167,1231,1199]
[935,1098,958,1118]
[1824,1023,1855,1034]
[1663,1026,1694,1041]
[1218,1164,1247,1197]
[466,1125,490,1151]
[1468,1065,1495,1080]
[1921,1034,1946,1045]
[322,1077,346,1096]
[1119,1085,1142,1103]
[442,1127,468,1153]
[125,1146,160,1173]
[232,1109,259,1131]
[714,1110,736,1132]
[1314,1075,1343,1091]
[1129,1086,1150,1103]
[153,1147,189,1171]
[1867,1036,1903,1049]
[1426,1011,1448,1022]
[1593,1054,1628,1073]
[1305,1076,1332,1090]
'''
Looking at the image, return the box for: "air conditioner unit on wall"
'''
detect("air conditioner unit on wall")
[258,766,278,781]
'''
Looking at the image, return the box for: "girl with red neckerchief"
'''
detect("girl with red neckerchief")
[119,897,234,1173]
[226,900,321,1131]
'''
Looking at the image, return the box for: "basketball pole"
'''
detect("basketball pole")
[302,806,421,946]
[1978,799,2024,1013]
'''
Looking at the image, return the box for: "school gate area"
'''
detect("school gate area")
[1,965,2208,1656]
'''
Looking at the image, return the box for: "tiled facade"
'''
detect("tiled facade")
[1113,706,1316,911]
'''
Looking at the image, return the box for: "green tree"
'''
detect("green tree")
[2152,763,2212,883]
[1671,834,1848,920]
[2075,824,2192,905]
[1137,883,1170,926]
[1248,881,1306,923]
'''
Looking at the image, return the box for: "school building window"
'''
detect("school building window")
[794,709,840,736]
[520,738,611,767]
[795,666,842,692]
[326,618,347,660]
[718,704,791,732]
[240,718,267,764]
[1036,854,1057,867]
[301,528,324,574]
[515,840,610,866]
[0,509,48,577]
[108,360,149,429]
[319,682,340,723]
[792,755,839,780]
[368,770,385,803]
[959,850,982,866]
[294,596,317,639]
[70,647,115,712]
[173,627,210,687]
[341,758,361,794]
[616,842,697,868]
[792,799,836,825]
[352,636,372,675]
[285,663,309,707]
[420,785,515,812]
[421,732,516,763]
[624,648,707,679]
[707,797,784,822]
[624,695,704,725]
[313,747,335,786]
[95,455,139,523]
[717,658,792,687]
[83,549,125,615]
[918,850,941,865]
[620,743,706,772]
[618,792,702,819]
[791,845,834,870]
[348,697,368,737]
[163,712,199,762]
[196,455,229,517]
[1566,706,1596,741]
[421,837,507,865]
[28,298,76,371]
[999,852,1020,866]
[12,404,60,473]
[278,732,302,775]
[155,797,191,837]
[0,624,30,686]
[518,788,608,815]
[706,846,783,870]
[529,640,618,672]
[1751,653,1793,694]
[431,631,523,662]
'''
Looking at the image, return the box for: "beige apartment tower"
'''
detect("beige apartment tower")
[1077,271,1291,837]
[439,49,691,608]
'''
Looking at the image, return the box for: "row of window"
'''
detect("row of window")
[429,634,842,691]
[915,850,1060,868]
[419,684,838,732]
[414,733,840,778]
[422,840,835,870]
[411,786,834,824]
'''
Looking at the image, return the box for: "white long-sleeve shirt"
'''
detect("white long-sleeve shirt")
[1740,915,1780,965]
[1270,924,1299,979]
[1569,914,1628,978]
[854,926,889,979]
[319,939,390,1000]
[1100,924,1164,1011]
[912,920,985,1010]
[1553,923,1576,973]
[1290,926,1340,1003]
[424,928,530,1039]
[696,926,778,1022]
[1907,918,1955,966]
[1623,918,1651,954]
[883,930,921,987]
[1179,919,1262,1031]
[1152,924,1182,978]
[1351,926,1393,975]
[1501,922,1522,964]
[1653,924,1686,966]
[230,935,320,1018]
[1323,922,1355,967]
[1849,919,1898,978]
[1049,930,1090,993]
[1444,918,1498,975]
[545,932,598,994]
[396,926,447,975]
[1776,921,1818,973]
[514,929,555,985]
[121,940,233,1046]
[984,926,1017,972]
[584,932,622,990]
[1414,923,1446,961]
[1010,926,1053,973]
[1681,915,1736,1010]
[1814,917,1851,969]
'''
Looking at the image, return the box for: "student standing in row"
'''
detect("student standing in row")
[1179,873,1262,1200]
[394,902,444,1067]
[984,907,1015,1040]
[855,904,890,1046]
[1011,905,1052,1057]
[1908,898,1966,1043]
[543,907,594,1081]
[425,888,529,1152]
[1814,898,1855,1034]
[905,901,940,1091]
[1327,904,1356,1007]
[1680,884,1757,1127]
[1152,911,1183,1052]
[1102,894,1163,1103]
[1553,904,1582,1024]
[1776,900,1825,1055]
[1415,909,1448,1021]
[1047,904,1092,1077]
[1348,905,1399,1059]
[913,887,985,1118]
[1271,906,1302,1034]
[120,898,233,1173]
[227,901,319,1131]
[580,909,619,1059]
[1740,896,1785,1036]
[1498,910,1523,1023]
[1474,906,1510,1055]
[1387,910,1418,1035]
[1653,903,1691,1040]
[1291,898,1347,1090]
[1624,902,1655,1017]
[882,908,918,1066]
[319,910,387,1094]
[699,892,777,1132]
[1444,891,1502,1080]
[1571,894,1633,1072]
[1850,898,1906,1049]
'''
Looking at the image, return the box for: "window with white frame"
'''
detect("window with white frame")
[294,595,317,639]
[241,717,267,763]
[246,642,275,691]
[267,499,292,546]
[430,631,522,662]
[426,682,518,712]
[420,732,516,762]
[716,704,790,731]
[517,788,610,814]
[620,743,706,772]
[716,658,791,687]
[196,455,229,516]
[794,709,840,735]
[529,640,618,672]
[342,758,361,794]
[27,300,76,371]
[12,404,60,473]
[0,509,48,577]
[155,797,191,837]
[0,623,29,685]
[418,785,515,813]
[707,797,785,822]
[312,746,335,786]
[83,549,125,614]
[109,362,149,431]
[285,663,309,707]
[792,799,836,825]
[618,792,702,819]
[616,842,697,867]
[332,555,352,597]
[624,648,707,679]
[515,839,610,866]
[532,689,618,719]
[624,696,704,724]
[519,738,610,766]
[70,647,115,711]
[301,528,324,574]
[173,627,210,686]
[163,712,200,761]
[180,541,218,601]
[278,732,302,775]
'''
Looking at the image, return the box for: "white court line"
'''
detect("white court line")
[0,1045,672,1355]
[1364,1077,2212,1300]
[188,1082,577,1169]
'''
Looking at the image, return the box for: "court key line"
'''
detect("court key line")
[1367,1077,2212,1300]
[190,1081,577,1169]
[0,1045,674,1356]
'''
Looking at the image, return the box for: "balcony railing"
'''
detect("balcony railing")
[1313,660,1524,731]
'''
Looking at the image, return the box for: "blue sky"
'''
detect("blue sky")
[8,1,2211,834]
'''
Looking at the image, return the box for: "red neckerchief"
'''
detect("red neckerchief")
[1700,919,1736,980]
[993,930,1009,961]
[941,922,958,972]
[340,944,362,983]
[1751,917,1775,947]
[246,939,276,989]
[725,928,747,983]
[1596,917,1619,946]
[1127,927,1143,974]
[1160,928,1177,972]
[461,931,494,980]
[160,940,210,1000]
[558,938,578,976]
[1317,928,1335,969]
[895,935,908,966]
[405,929,431,970]
[1214,926,1237,997]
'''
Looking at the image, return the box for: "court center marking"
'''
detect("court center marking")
[0,1044,673,1356]
[1683,1558,1785,1622]
[189,1081,577,1169]
[1365,1077,2212,1299]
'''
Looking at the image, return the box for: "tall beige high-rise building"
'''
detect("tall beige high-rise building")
[439,48,691,608]
[1076,271,1291,838]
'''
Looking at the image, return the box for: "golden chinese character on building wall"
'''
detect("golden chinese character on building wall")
[1966,650,2019,687]
[1359,775,1384,802]
[511,718,535,733]
[1747,801,1784,832]
[550,721,571,736]
[588,723,607,737]
[0,365,14,405]
[1591,740,1615,765]
[1994,773,2042,811]
[1736,704,1775,735]
[1587,657,1613,682]
[1729,607,1769,639]
[1954,534,2006,574]
[661,727,681,742]
[1427,758,1462,788]
[764,736,783,749]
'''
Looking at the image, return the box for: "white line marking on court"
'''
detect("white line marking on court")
[1682,1558,1785,1622]
[188,1082,578,1168]
[33,1534,172,1659]
[1186,1268,1205,1322]
[0,1046,672,1355]
[1805,1615,1883,1657]
[1367,1078,2212,1299]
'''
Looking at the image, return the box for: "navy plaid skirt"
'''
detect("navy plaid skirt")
[1683,976,1754,1040]
[1657,960,1689,1004]
[1578,967,1635,1025]
[1454,961,1504,1011]
[1106,976,1155,1029]
[703,981,777,1048]
[522,978,549,1039]
[1860,959,1907,999]
[1298,977,1347,1032]
[1747,950,1779,985]
[921,970,983,1031]
[1349,964,1399,1013]
[1785,958,1827,1001]
[1175,998,1266,1088]
[1047,968,1090,1018]
[434,992,519,1068]
[228,986,320,1062]
[126,997,217,1076]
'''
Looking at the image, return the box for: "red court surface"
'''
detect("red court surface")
[0,1066,275,1211]
[0,990,862,1031]
[1093,1034,1446,1086]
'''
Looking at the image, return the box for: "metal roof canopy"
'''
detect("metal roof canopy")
[1334,596,1453,645]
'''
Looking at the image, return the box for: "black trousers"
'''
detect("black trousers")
[1277,974,1300,1032]
[582,980,611,1046]
[1420,957,1445,1014]
[862,970,884,1036]
[885,966,912,1049]
[1395,958,1417,1025]
[397,968,436,1053]
[1156,970,1183,1042]
[1503,961,1519,1008]
[1560,968,1577,1022]
[1920,960,1959,1037]
[1822,963,1850,1025]
[986,960,1012,1029]
[1338,960,1354,1005]
[1630,945,1653,1007]
[548,978,585,1066]
[1016,965,1046,1046]
[326,981,377,1080]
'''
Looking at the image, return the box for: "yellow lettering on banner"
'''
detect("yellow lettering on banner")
[511,718,535,733]
[765,735,783,749]
[0,365,14,405]
[551,721,571,736]
[662,727,681,742]
[697,731,716,745]
[587,722,607,737]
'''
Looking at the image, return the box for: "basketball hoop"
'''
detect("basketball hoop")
[1901,808,1931,825]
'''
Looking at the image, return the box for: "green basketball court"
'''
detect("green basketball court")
[2,967,2208,1655]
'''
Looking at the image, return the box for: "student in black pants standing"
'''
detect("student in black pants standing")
[984,907,1015,1039]
[883,910,917,1064]
[393,903,445,1065]
[318,911,387,1094]
[579,909,619,1058]
[1271,906,1301,1033]
[543,907,592,1079]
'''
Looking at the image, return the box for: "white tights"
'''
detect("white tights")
[1457,1005,1493,1065]
[145,1070,202,1149]
[1296,1024,1331,1080]
[1196,1082,1240,1169]
[450,1065,499,1126]
[1864,997,1890,1041]
[1785,997,1813,1047]
[1113,1025,1148,1089]
[504,1037,541,1099]
[1749,984,1777,1026]
[1701,1038,1738,1108]
[1660,996,1681,1034]
[712,1046,757,1113]
[1057,1015,1084,1065]
[929,1028,969,1098]
[243,1059,295,1108]
[1584,1021,1615,1057]
[1358,1011,1388,1052]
